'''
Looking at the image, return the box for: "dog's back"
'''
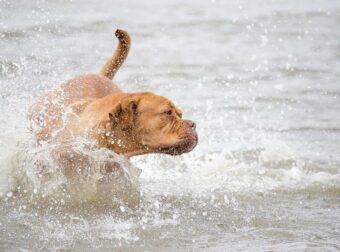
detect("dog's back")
[29,29,130,143]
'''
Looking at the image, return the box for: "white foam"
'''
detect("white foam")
[134,140,340,197]
[0,132,22,197]
[1,126,339,210]
[0,132,141,208]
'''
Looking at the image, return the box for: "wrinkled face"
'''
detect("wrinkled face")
[134,93,198,155]
[109,92,198,157]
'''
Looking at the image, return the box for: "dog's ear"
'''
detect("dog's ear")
[109,97,139,131]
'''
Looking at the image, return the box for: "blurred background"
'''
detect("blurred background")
[0,0,339,251]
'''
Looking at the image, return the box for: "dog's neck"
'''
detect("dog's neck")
[87,120,149,158]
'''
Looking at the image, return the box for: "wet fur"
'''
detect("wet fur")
[29,29,197,176]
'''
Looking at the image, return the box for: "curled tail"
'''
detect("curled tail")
[100,29,131,80]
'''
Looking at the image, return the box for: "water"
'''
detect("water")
[1,0,340,251]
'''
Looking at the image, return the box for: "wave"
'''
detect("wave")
[135,139,340,199]
[0,59,21,78]
[259,126,340,133]
[0,133,141,210]
[0,29,27,39]
[0,17,114,41]
[1,130,339,212]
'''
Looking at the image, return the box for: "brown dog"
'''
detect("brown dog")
[29,29,197,175]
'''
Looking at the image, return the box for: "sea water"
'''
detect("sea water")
[0,0,339,250]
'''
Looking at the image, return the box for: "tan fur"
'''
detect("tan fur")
[29,29,197,175]
[100,29,131,80]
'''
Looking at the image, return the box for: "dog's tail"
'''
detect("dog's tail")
[100,29,131,80]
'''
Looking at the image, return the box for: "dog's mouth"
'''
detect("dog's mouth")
[159,133,198,155]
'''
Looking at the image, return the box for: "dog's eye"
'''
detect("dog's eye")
[164,110,172,116]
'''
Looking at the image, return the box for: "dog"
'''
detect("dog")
[28,29,198,176]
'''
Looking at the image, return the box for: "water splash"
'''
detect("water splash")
[0,133,141,210]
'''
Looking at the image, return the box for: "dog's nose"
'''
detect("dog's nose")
[186,120,196,130]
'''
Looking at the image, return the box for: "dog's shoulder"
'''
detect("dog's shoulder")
[61,74,121,100]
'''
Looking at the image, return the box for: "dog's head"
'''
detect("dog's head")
[102,92,198,157]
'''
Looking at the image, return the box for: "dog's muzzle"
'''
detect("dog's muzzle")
[160,120,198,155]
